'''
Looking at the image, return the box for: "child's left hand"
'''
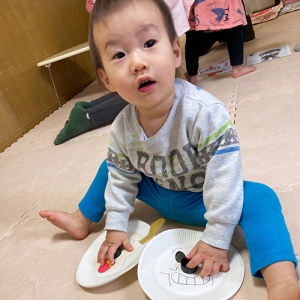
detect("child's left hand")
[185,240,229,278]
[97,230,133,266]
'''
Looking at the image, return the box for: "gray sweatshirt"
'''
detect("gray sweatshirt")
[104,78,243,250]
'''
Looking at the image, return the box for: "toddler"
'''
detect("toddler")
[40,0,300,298]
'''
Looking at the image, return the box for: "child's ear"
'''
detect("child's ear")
[98,68,116,92]
[173,38,182,68]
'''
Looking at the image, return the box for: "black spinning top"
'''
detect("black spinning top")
[175,251,198,274]
[114,246,123,259]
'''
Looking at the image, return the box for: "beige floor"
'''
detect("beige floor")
[1,11,300,300]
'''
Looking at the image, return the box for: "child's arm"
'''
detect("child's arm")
[185,240,229,277]
[98,230,133,266]
[103,122,142,234]
[180,89,243,277]
[178,87,243,264]
[193,102,243,251]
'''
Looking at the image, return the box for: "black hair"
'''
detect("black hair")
[88,0,177,70]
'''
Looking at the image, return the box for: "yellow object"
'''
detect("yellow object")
[139,218,165,244]
[106,260,114,268]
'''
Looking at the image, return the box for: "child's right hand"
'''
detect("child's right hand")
[98,230,133,266]
[185,240,229,278]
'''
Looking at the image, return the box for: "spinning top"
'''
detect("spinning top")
[175,251,198,274]
[114,246,123,259]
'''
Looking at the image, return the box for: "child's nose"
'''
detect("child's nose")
[131,52,148,73]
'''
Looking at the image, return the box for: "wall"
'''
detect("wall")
[0,0,101,152]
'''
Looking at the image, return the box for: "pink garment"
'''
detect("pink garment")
[283,0,299,5]
[164,0,193,36]
[189,0,247,31]
[86,0,95,14]
[85,0,192,36]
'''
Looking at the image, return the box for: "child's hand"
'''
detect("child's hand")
[185,241,229,278]
[98,230,133,266]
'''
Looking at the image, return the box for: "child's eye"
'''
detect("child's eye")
[144,40,156,48]
[113,52,125,60]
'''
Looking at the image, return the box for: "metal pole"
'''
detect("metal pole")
[45,63,62,108]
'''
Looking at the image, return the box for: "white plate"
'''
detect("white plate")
[138,228,244,300]
[76,219,150,288]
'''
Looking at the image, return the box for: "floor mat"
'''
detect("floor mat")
[1,10,300,300]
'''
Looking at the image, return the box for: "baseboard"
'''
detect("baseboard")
[1,74,98,153]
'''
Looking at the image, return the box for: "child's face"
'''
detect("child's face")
[93,0,181,112]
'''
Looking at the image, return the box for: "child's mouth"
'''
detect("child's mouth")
[138,80,156,92]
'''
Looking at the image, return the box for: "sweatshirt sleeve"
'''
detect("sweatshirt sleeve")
[196,103,243,250]
[104,129,142,233]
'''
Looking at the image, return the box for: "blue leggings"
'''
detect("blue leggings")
[79,160,297,277]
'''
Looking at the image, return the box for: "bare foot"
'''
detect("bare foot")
[39,209,92,239]
[185,72,197,84]
[232,65,256,78]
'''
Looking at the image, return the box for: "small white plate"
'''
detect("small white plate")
[76,219,150,288]
[138,228,244,300]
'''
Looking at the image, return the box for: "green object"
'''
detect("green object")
[54,106,93,145]
[75,101,93,109]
